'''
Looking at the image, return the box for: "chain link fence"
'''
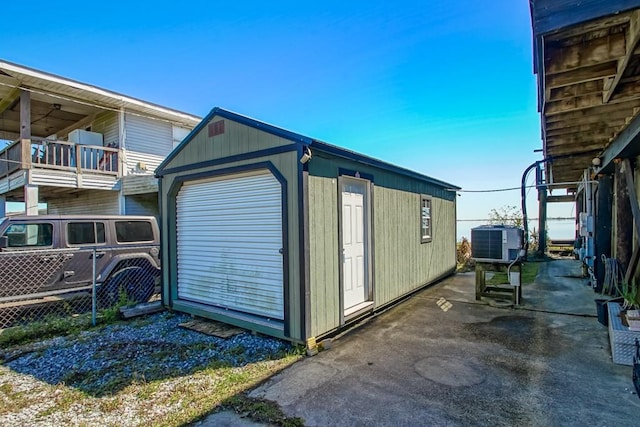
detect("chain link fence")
[0,246,160,330]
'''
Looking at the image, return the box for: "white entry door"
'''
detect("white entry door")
[341,178,369,310]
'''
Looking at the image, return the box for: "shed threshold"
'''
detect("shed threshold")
[345,301,374,318]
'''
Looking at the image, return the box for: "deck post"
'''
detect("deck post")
[20,90,30,140]
[615,160,633,272]
[24,185,39,216]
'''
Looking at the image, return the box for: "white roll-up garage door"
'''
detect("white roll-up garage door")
[176,170,284,320]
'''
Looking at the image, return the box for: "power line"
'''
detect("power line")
[457,217,575,222]
[447,180,597,193]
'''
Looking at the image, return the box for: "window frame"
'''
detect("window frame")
[420,195,433,244]
[66,221,106,246]
[3,222,54,248]
[114,220,155,243]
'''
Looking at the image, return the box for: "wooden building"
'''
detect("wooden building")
[156,108,459,342]
[530,1,640,288]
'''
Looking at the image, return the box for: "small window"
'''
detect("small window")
[67,222,106,245]
[420,196,432,243]
[115,221,154,243]
[3,223,53,247]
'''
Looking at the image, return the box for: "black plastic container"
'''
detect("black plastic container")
[595,299,609,326]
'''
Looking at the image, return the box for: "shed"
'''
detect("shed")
[156,108,459,343]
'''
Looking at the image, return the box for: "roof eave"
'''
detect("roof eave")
[0,59,201,125]
[310,140,461,190]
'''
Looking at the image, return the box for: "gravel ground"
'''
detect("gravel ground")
[0,312,295,426]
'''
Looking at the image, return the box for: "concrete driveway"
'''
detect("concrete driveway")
[248,260,640,426]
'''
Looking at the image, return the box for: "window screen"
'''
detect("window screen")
[115,221,154,242]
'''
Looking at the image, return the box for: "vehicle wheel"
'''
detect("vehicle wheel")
[99,266,155,307]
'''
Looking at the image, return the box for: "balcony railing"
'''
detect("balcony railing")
[0,138,120,178]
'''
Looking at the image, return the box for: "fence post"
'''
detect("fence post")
[92,246,97,326]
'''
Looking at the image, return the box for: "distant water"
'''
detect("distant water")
[457,218,575,242]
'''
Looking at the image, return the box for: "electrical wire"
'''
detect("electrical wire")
[447,180,597,193]
[601,255,624,297]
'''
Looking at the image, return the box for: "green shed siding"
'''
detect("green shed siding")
[308,175,341,336]
[162,118,295,171]
[307,152,456,337]
[373,189,455,304]
[159,118,303,341]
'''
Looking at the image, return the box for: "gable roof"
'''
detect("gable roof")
[156,107,460,190]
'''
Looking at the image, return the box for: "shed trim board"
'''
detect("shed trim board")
[167,162,290,336]
[157,143,300,177]
[301,166,312,341]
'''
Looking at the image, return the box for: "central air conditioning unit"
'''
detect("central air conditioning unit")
[471,225,523,263]
[68,129,104,146]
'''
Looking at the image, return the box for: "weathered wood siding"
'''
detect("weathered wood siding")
[308,152,456,337]
[531,0,640,36]
[159,116,301,340]
[161,118,295,171]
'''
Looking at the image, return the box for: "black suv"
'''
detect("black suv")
[0,215,160,306]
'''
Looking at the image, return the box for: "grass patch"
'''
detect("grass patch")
[0,293,143,349]
[222,394,305,426]
[0,314,91,348]
[150,356,303,426]
[486,262,540,285]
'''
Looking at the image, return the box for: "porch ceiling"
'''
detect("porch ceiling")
[0,72,100,140]
[537,8,640,189]
[0,59,201,142]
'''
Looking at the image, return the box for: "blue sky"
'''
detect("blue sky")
[1,1,574,238]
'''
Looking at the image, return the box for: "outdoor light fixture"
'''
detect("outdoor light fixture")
[592,157,601,167]
[300,147,312,164]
